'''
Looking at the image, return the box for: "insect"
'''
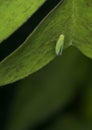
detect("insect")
[55,34,64,55]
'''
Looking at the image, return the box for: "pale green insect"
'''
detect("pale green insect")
[55,34,64,55]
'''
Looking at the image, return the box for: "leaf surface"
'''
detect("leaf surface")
[0,0,45,43]
[0,0,92,86]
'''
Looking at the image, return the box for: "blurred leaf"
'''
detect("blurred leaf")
[0,0,92,86]
[0,0,45,43]
[5,47,92,130]
[44,113,92,130]
[81,81,92,120]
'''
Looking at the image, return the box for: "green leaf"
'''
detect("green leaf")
[0,0,45,43]
[0,1,63,86]
[0,0,92,86]
[70,0,92,58]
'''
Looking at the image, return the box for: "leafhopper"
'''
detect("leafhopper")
[55,34,64,55]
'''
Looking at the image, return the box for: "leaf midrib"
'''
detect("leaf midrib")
[71,0,77,45]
